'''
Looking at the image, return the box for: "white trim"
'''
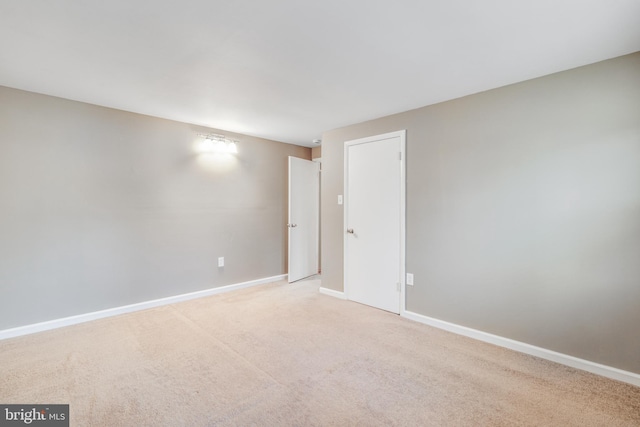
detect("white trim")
[0,274,287,341]
[288,156,294,282]
[399,133,406,314]
[402,310,640,388]
[319,287,347,300]
[343,130,406,314]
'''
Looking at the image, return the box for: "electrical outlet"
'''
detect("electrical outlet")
[406,273,414,286]
[218,257,224,267]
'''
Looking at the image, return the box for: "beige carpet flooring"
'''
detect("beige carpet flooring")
[1,278,639,426]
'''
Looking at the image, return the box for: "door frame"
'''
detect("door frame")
[312,158,322,274]
[343,130,406,313]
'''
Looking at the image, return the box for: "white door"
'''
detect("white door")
[344,131,405,313]
[288,156,319,282]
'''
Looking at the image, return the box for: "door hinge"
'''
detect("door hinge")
[399,152,402,161]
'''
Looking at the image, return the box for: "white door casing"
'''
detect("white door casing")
[288,156,320,283]
[344,131,406,313]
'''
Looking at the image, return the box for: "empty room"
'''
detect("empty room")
[1,1,639,426]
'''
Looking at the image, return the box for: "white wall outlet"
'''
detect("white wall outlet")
[218,257,224,267]
[406,273,414,286]
[338,195,343,205]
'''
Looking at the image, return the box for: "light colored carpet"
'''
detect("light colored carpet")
[1,278,639,426]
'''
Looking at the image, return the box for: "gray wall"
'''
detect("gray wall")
[0,86,310,330]
[321,52,640,374]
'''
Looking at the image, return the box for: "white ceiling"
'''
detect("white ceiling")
[1,1,639,147]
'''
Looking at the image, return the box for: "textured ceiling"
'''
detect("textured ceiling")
[1,1,639,146]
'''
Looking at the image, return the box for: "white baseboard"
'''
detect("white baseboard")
[319,287,346,300]
[402,310,640,388]
[0,274,287,341]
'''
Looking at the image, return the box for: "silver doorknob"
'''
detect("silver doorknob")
[346,228,354,234]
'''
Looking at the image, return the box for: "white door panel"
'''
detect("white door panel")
[288,157,319,282]
[345,131,405,313]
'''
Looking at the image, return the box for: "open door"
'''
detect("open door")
[288,157,319,282]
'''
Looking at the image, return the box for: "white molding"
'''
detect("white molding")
[0,274,287,341]
[398,132,406,314]
[319,286,346,300]
[402,310,640,388]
